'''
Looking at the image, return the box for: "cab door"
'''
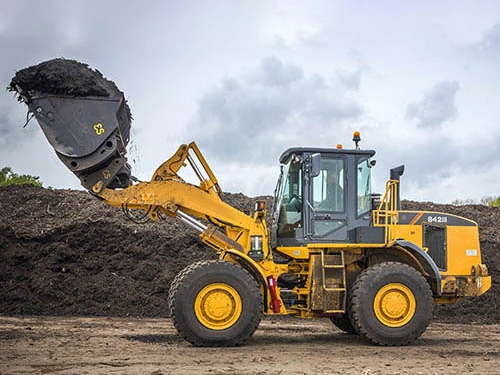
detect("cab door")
[306,156,348,241]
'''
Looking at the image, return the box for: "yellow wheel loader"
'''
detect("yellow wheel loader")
[12,85,491,347]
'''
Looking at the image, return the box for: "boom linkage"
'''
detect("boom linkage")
[151,142,222,195]
[97,142,267,256]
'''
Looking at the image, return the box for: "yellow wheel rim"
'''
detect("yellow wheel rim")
[194,283,242,330]
[373,283,416,327]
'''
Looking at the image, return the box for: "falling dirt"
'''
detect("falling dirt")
[0,184,498,324]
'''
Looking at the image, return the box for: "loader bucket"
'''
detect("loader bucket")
[27,94,132,193]
[8,58,133,193]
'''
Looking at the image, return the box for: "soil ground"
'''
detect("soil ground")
[0,316,498,375]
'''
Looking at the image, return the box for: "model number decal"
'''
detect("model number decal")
[427,215,448,223]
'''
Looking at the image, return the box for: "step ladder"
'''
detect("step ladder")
[320,251,347,314]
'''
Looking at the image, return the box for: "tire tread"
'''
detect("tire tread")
[348,261,433,346]
[168,260,262,347]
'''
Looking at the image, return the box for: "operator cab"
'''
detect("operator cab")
[271,133,380,247]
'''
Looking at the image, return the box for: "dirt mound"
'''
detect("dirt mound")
[0,185,497,323]
[0,185,268,317]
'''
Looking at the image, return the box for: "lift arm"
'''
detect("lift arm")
[98,142,268,256]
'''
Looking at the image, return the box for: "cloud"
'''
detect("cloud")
[337,68,363,91]
[0,110,10,141]
[0,2,92,151]
[406,81,460,128]
[0,103,38,150]
[191,57,363,163]
[253,57,303,87]
[477,23,500,54]
[1,1,499,203]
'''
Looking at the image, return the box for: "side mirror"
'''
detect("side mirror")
[311,153,321,177]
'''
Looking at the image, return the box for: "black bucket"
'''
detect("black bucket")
[28,93,131,193]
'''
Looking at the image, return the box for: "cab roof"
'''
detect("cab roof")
[279,147,376,164]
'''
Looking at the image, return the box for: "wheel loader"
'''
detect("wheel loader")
[10,71,491,347]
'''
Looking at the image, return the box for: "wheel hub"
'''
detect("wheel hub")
[195,283,242,330]
[373,283,416,327]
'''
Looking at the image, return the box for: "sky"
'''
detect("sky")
[1,0,500,203]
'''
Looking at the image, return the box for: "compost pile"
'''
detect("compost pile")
[0,185,498,324]
[7,58,131,121]
[0,185,268,317]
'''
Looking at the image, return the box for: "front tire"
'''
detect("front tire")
[168,260,262,346]
[348,262,433,346]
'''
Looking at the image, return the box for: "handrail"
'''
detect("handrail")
[372,180,400,244]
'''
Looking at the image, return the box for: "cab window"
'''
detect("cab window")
[312,158,344,212]
[277,162,303,238]
[357,158,372,216]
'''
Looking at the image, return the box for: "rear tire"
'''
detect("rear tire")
[331,314,357,334]
[330,295,357,335]
[168,260,262,346]
[348,262,433,346]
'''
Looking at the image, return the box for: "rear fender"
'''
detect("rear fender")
[367,241,442,296]
[393,240,442,296]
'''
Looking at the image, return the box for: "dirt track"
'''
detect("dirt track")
[0,316,498,375]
